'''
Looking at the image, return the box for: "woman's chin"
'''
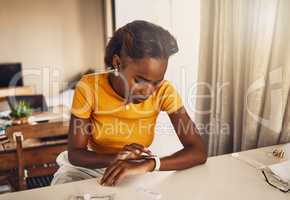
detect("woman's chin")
[132,98,147,104]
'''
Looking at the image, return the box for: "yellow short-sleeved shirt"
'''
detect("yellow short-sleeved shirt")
[71,73,183,154]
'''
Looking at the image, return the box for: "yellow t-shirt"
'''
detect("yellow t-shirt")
[71,73,183,154]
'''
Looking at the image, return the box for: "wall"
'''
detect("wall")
[0,0,105,97]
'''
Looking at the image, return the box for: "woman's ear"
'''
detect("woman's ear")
[112,55,121,70]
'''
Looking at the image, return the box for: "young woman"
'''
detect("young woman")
[51,20,207,186]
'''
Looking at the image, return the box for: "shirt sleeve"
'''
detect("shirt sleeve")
[158,80,183,114]
[71,76,94,119]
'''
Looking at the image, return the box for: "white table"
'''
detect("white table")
[1,144,289,200]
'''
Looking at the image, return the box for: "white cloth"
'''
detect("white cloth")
[51,151,106,185]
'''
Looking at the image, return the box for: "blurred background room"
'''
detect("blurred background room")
[0,0,289,196]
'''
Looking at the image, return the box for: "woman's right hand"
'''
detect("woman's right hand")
[115,143,153,161]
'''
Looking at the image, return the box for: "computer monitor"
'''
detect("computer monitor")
[0,63,23,88]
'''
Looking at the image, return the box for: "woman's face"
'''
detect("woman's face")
[112,56,168,104]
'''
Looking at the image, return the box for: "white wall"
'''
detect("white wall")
[0,0,105,97]
[115,0,200,116]
[114,0,200,155]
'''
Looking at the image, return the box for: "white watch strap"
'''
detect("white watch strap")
[152,156,161,171]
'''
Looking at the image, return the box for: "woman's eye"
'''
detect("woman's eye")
[134,78,144,84]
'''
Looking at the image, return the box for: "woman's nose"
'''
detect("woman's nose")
[141,84,155,96]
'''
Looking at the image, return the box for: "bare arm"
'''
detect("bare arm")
[158,106,207,171]
[67,114,151,169]
[67,114,117,169]
[100,106,207,186]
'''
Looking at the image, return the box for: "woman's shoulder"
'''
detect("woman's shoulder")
[79,73,107,87]
[155,80,177,95]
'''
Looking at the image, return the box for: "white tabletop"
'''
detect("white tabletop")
[1,144,289,200]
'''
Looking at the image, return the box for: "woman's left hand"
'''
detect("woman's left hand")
[100,159,155,186]
[114,143,153,162]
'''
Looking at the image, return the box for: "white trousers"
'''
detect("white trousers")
[51,151,106,185]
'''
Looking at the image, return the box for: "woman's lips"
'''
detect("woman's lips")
[131,95,149,103]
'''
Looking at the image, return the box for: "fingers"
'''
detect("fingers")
[117,143,153,161]
[116,150,132,160]
[105,167,123,186]
[101,160,121,185]
[124,143,152,155]
[101,162,127,186]
[112,169,126,186]
[101,159,150,186]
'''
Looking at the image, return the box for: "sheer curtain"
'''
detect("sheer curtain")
[195,0,290,156]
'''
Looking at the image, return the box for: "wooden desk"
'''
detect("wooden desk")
[0,144,289,200]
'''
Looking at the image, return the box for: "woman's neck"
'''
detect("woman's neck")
[108,73,126,100]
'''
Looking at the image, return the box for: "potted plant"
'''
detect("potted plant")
[10,100,33,125]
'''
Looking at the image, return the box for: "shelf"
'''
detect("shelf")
[0,86,34,99]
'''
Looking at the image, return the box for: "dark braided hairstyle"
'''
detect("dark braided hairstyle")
[104,20,178,68]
